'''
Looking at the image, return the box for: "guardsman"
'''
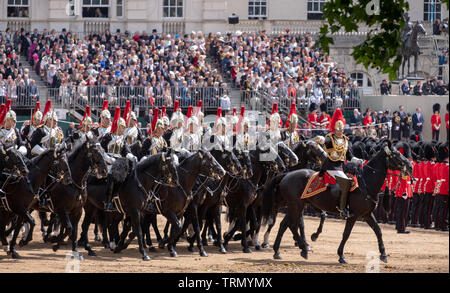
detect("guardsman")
[0,100,27,156]
[395,144,413,233]
[319,108,364,219]
[431,103,441,141]
[282,103,300,148]
[307,103,318,135]
[184,108,200,152]
[72,105,93,142]
[195,100,208,138]
[401,113,412,141]
[21,101,42,152]
[318,103,331,136]
[30,100,64,156]
[434,143,448,231]
[93,100,111,139]
[391,111,402,141]
[160,105,171,142]
[267,103,282,143]
[123,101,142,145]
[445,103,449,141]
[149,107,168,155]
[169,102,184,152]
[422,143,437,229]
[214,108,230,150]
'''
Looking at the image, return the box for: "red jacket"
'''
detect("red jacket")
[395,175,413,198]
[363,115,373,126]
[412,161,419,193]
[438,163,449,195]
[446,112,449,130]
[389,170,400,191]
[319,114,331,129]
[431,114,441,131]
[417,161,425,194]
[307,113,318,129]
[424,161,437,194]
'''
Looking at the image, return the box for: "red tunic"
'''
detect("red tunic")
[395,175,413,198]
[446,112,449,130]
[412,161,419,193]
[417,161,425,194]
[437,163,449,195]
[319,114,331,129]
[424,161,436,194]
[431,114,441,131]
[389,170,400,191]
[363,115,373,126]
[307,113,318,129]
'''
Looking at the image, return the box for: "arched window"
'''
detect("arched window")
[350,72,373,95]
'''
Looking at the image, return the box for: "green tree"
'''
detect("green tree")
[319,0,450,80]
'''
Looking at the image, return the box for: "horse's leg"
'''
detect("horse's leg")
[407,57,410,76]
[69,209,84,260]
[9,215,25,259]
[212,206,226,253]
[296,214,310,251]
[166,211,181,257]
[248,206,261,250]
[130,210,150,261]
[39,211,48,241]
[0,224,9,253]
[78,203,96,255]
[273,214,289,259]
[262,212,277,248]
[337,216,357,264]
[97,211,110,249]
[19,211,35,246]
[94,220,101,242]
[51,210,72,252]
[414,54,418,77]
[114,217,131,253]
[141,214,151,250]
[287,204,308,260]
[365,212,387,263]
[151,214,162,242]
[311,211,326,242]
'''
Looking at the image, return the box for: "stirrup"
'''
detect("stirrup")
[336,206,351,219]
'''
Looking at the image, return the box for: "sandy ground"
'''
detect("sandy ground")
[0,211,448,273]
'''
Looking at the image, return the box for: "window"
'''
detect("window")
[82,0,109,18]
[307,0,327,20]
[351,73,364,87]
[163,0,183,18]
[424,0,441,22]
[351,72,373,94]
[7,0,30,18]
[248,1,267,20]
[117,0,124,17]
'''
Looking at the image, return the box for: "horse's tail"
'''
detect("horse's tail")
[261,173,286,226]
[382,188,391,213]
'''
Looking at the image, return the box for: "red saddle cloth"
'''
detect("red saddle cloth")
[301,172,358,199]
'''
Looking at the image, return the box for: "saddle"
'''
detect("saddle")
[301,171,359,200]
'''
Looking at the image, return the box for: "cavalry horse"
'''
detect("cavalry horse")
[262,141,413,263]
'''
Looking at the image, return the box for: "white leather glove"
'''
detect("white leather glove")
[351,157,364,166]
[103,153,116,165]
[18,146,28,157]
[126,153,137,163]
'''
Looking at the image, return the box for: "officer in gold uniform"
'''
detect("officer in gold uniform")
[319,108,364,219]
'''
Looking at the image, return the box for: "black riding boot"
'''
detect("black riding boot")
[335,176,353,219]
[104,179,117,212]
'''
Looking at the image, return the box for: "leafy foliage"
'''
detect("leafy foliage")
[319,0,449,80]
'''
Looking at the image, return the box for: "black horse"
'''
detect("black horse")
[45,137,108,259]
[0,146,71,259]
[262,141,413,263]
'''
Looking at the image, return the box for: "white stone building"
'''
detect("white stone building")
[1,0,448,93]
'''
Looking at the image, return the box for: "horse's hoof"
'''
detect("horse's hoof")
[262,243,270,249]
[306,245,312,252]
[170,251,178,257]
[200,251,208,257]
[52,244,59,252]
[243,248,252,253]
[188,246,195,252]
[94,235,101,242]
[88,250,96,257]
[311,233,318,242]
[158,242,165,249]
[219,247,227,254]
[42,233,48,242]
[11,251,21,259]
[19,240,25,247]
[380,254,388,263]
[76,253,84,261]
[255,245,262,251]
[273,252,282,260]
[148,246,156,253]
[142,255,151,261]
[294,241,298,247]
[213,240,219,247]
[103,242,110,249]
[113,247,121,254]
[301,250,308,260]
[339,256,347,264]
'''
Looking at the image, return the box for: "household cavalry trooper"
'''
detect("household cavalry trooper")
[72,105,94,143]
[319,108,364,219]
[235,106,254,151]
[30,100,64,156]
[214,107,231,151]
[160,106,171,142]
[149,107,168,155]
[101,106,136,212]
[21,101,43,153]
[194,100,209,139]
[282,102,300,148]
[123,101,143,145]
[92,100,111,139]
[0,99,28,156]
[169,101,184,152]
[229,107,239,146]
[183,105,201,152]
[267,102,282,143]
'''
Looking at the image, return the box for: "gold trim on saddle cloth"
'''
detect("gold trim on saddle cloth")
[301,172,329,199]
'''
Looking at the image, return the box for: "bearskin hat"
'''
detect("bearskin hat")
[319,103,327,113]
[433,103,441,114]
[309,102,318,113]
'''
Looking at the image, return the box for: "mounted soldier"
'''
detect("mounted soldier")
[183,106,201,152]
[0,100,28,156]
[92,100,111,139]
[149,107,168,155]
[123,101,143,145]
[282,102,300,148]
[267,102,282,143]
[30,100,64,156]
[401,12,413,48]
[169,102,184,152]
[236,106,254,151]
[72,105,94,143]
[214,107,231,151]
[319,108,364,219]
[21,101,43,154]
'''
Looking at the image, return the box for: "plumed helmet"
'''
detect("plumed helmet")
[32,101,42,123]
[216,116,227,127]
[270,103,281,129]
[101,100,111,120]
[79,105,92,128]
[231,107,239,124]
[161,116,170,126]
[329,108,346,132]
[433,103,441,113]
[5,109,16,122]
[110,107,122,134]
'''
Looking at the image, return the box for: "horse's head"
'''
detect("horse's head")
[85,138,108,179]
[383,142,413,177]
[276,142,298,167]
[233,148,253,179]
[0,143,29,178]
[159,149,179,187]
[415,20,427,36]
[198,149,226,180]
[51,142,72,185]
[259,146,286,174]
[305,140,327,167]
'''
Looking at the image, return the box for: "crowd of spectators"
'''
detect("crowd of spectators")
[0,27,232,109]
[207,30,361,110]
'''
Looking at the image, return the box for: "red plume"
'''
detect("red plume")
[0,104,6,125]
[214,107,222,132]
[232,107,237,116]
[149,107,159,134]
[237,106,246,132]
[161,106,167,117]
[285,102,297,128]
[195,100,203,116]
[6,99,11,111]
[328,108,345,132]
[41,100,52,124]
[102,100,109,112]
[31,101,41,121]
[271,102,278,114]
[110,107,121,134]
[123,100,131,124]
[398,148,404,155]
[79,105,91,128]
[186,105,194,127]
[174,100,180,112]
